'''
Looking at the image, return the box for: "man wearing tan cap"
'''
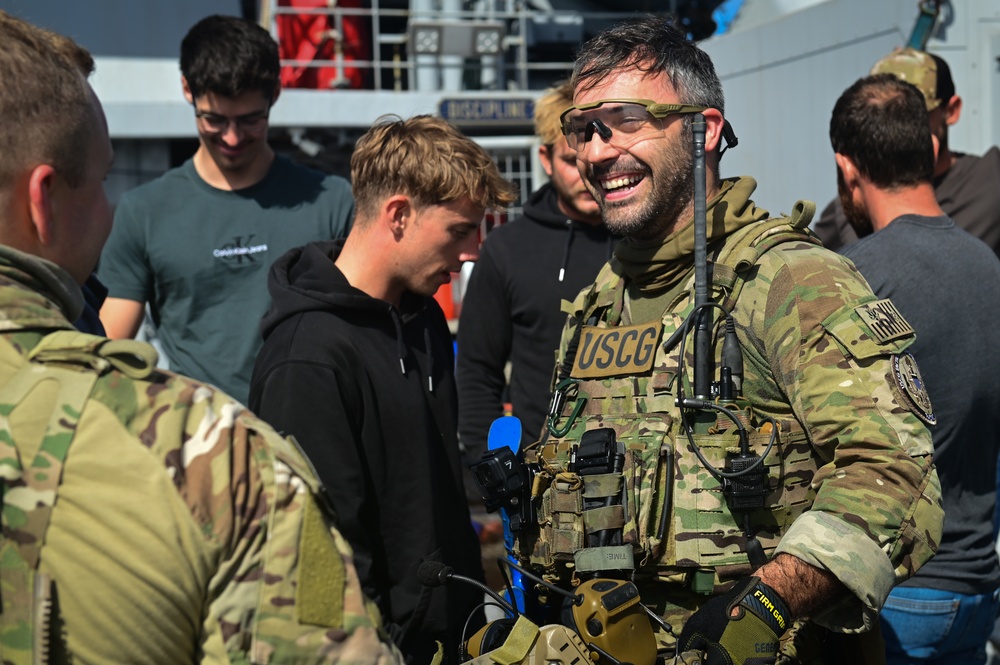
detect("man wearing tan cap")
[830,71,1000,665]
[814,47,1000,256]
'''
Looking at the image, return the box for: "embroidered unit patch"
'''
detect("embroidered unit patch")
[892,352,936,425]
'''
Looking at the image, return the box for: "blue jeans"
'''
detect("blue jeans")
[880,586,1000,665]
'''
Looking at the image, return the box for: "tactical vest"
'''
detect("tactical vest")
[515,205,823,592]
[0,331,157,665]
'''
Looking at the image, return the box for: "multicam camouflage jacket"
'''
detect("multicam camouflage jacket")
[0,246,402,665]
[515,180,943,647]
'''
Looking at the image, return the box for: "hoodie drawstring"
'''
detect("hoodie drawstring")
[389,303,435,394]
[558,220,576,283]
[390,306,407,376]
[424,327,435,393]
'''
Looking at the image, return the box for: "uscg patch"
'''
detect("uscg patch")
[572,321,662,379]
[892,352,936,426]
[855,299,914,344]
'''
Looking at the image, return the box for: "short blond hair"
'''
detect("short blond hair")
[534,80,574,147]
[350,115,517,222]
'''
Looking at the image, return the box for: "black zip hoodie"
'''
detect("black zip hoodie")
[250,239,483,664]
[457,183,617,462]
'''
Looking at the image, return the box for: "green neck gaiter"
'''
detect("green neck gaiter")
[615,176,769,293]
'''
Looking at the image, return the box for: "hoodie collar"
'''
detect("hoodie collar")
[263,239,439,392]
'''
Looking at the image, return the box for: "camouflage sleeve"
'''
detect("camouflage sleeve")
[147,380,403,664]
[738,242,943,632]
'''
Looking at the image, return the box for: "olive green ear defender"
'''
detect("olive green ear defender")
[568,579,657,665]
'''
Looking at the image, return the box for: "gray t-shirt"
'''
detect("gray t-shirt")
[842,214,1000,594]
[99,155,354,402]
[816,147,1000,257]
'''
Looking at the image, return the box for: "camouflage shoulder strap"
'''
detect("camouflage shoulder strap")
[711,200,819,312]
[0,331,157,664]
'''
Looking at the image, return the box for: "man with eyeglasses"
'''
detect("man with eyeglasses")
[98,14,353,402]
[516,16,942,665]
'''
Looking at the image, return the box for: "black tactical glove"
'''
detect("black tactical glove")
[677,576,791,665]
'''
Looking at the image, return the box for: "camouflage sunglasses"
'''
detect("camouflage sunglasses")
[559,98,709,152]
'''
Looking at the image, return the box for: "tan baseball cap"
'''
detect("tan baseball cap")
[870,47,942,111]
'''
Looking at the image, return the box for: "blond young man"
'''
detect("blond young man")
[250,115,516,664]
[457,81,618,460]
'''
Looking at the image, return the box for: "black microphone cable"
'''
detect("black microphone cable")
[417,561,518,618]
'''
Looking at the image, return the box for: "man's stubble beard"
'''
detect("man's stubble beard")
[596,132,696,242]
[837,167,874,238]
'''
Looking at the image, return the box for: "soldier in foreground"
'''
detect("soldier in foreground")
[510,16,943,664]
[0,11,400,664]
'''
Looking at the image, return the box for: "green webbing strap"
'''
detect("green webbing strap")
[582,505,625,532]
[487,615,539,665]
[574,545,635,572]
[582,473,623,499]
[712,201,819,312]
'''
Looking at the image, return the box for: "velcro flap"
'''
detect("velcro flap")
[296,495,345,626]
[489,616,540,665]
[583,505,625,531]
[550,485,583,514]
[583,473,623,499]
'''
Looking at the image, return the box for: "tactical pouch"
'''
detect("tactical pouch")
[524,408,674,577]
[537,472,585,566]
[581,473,625,547]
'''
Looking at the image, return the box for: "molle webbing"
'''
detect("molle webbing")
[533,206,821,579]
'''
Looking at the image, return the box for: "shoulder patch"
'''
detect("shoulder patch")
[892,352,936,426]
[854,299,914,344]
[296,494,346,627]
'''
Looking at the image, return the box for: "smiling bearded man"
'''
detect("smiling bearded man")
[512,14,943,665]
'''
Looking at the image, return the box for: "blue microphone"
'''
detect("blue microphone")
[486,416,526,614]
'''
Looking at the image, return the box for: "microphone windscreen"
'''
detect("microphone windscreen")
[417,560,451,587]
[487,416,522,454]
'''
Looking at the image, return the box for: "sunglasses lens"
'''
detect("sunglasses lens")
[562,111,590,151]
[563,103,662,151]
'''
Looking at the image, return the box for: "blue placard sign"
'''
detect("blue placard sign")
[439,98,535,125]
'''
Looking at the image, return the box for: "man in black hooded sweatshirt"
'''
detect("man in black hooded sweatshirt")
[249,115,517,664]
[457,81,618,459]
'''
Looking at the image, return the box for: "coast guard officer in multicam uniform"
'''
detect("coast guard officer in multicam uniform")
[512,16,943,665]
